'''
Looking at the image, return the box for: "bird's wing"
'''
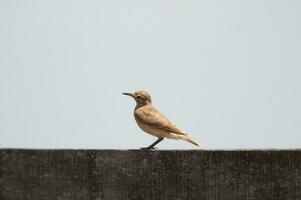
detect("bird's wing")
[135,106,187,135]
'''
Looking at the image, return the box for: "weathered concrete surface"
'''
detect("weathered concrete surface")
[0,149,300,200]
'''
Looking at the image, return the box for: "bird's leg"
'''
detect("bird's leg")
[141,138,164,150]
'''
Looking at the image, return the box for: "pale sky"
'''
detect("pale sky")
[0,0,300,149]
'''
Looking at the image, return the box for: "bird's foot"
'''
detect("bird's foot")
[140,147,157,150]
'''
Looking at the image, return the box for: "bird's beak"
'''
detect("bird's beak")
[122,92,133,97]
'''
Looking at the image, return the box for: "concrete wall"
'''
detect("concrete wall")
[0,149,300,200]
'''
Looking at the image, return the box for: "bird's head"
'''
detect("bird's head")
[123,90,152,106]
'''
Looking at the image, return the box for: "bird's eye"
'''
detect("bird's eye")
[137,95,141,99]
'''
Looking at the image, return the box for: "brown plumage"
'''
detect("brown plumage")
[123,90,199,149]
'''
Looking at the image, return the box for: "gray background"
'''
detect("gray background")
[0,0,300,149]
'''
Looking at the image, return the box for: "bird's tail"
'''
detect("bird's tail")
[184,136,199,147]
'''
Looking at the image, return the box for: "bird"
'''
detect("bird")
[123,90,199,149]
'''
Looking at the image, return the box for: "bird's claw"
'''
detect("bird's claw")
[141,147,157,150]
